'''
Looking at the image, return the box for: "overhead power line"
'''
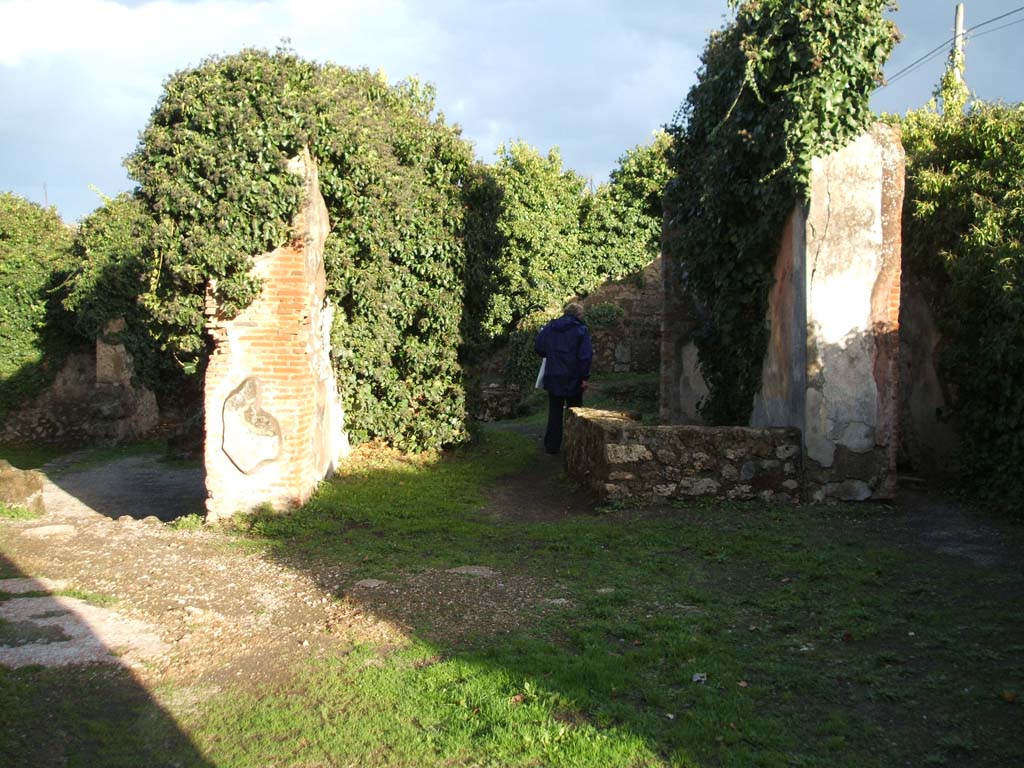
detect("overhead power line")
[877,4,1024,90]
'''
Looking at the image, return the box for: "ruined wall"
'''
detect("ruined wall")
[751,123,904,501]
[564,407,801,504]
[659,238,707,425]
[659,124,904,501]
[1,321,158,446]
[204,153,349,521]
[898,273,959,476]
[581,258,663,375]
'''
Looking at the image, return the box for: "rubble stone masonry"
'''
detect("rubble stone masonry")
[564,408,801,504]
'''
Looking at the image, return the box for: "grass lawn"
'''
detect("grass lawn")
[203,427,1023,767]
[2,416,1022,766]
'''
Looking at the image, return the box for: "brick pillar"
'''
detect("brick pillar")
[204,152,349,521]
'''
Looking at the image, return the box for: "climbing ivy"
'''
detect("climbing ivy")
[127,49,473,450]
[0,193,77,421]
[664,0,897,423]
[61,193,189,396]
[900,87,1024,509]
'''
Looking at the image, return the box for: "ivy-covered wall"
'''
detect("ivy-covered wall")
[114,49,474,452]
[663,0,897,425]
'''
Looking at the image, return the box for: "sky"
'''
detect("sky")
[1,0,1022,223]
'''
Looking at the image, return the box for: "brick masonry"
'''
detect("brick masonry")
[203,153,349,521]
[564,407,802,504]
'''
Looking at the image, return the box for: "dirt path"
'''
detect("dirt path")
[0,438,578,683]
[2,436,1016,687]
[0,455,401,683]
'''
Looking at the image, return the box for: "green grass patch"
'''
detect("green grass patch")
[4,429,1022,767]
[0,665,211,768]
[169,513,205,531]
[0,444,67,470]
[228,428,536,578]
[192,642,655,767]
[0,503,40,520]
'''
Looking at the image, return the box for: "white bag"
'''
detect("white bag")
[534,358,546,389]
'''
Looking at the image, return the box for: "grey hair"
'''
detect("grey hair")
[563,302,584,318]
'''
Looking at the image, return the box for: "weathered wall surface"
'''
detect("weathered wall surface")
[1,323,159,446]
[204,153,349,521]
[751,123,904,501]
[659,233,707,425]
[582,258,663,375]
[564,407,801,504]
[898,274,959,476]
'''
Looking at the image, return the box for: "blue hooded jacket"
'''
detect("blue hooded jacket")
[535,314,593,397]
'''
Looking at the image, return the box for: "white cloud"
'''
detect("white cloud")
[0,0,719,220]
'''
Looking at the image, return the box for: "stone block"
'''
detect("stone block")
[605,443,653,464]
[0,461,45,514]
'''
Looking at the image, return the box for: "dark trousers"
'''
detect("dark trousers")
[544,391,582,453]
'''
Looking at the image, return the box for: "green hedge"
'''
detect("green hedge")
[462,134,671,376]
[901,98,1024,508]
[0,193,76,420]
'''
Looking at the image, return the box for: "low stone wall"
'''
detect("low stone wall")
[564,408,802,504]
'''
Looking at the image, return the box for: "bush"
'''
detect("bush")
[901,98,1024,509]
[126,49,473,450]
[0,193,77,419]
[463,135,670,360]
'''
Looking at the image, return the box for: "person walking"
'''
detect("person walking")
[534,302,593,454]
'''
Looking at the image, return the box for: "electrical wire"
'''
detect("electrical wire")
[966,16,1024,41]
[877,4,1024,90]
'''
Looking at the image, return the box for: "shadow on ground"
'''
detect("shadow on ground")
[0,554,213,768]
[43,453,205,522]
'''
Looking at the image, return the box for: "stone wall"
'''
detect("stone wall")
[581,257,662,374]
[203,153,349,521]
[1,323,158,446]
[660,124,904,502]
[565,407,801,504]
[751,123,904,501]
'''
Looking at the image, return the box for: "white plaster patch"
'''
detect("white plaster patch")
[804,387,835,467]
[839,421,876,453]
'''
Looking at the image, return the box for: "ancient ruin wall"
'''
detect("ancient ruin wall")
[564,408,801,504]
[751,123,904,501]
[1,319,158,446]
[204,154,349,521]
[581,257,663,375]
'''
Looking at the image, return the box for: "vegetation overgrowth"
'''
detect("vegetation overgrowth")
[463,134,671,363]
[0,194,76,420]
[663,0,898,423]
[898,71,1024,510]
[0,48,669,451]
